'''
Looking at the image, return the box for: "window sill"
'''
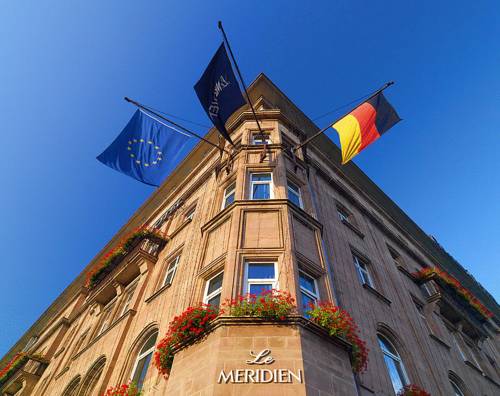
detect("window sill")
[54,366,70,380]
[362,283,392,305]
[397,265,415,280]
[465,360,484,376]
[145,283,172,304]
[429,333,450,350]
[341,219,364,239]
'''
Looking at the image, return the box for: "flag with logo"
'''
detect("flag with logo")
[333,92,401,164]
[194,43,246,145]
[97,109,191,186]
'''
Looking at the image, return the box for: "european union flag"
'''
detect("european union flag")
[194,43,246,145]
[97,109,190,186]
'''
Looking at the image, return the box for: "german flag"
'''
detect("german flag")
[333,92,400,164]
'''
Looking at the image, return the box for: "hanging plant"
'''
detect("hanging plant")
[86,227,167,289]
[223,289,296,320]
[0,353,28,386]
[397,384,431,396]
[413,267,492,319]
[102,382,141,396]
[154,304,220,376]
[305,302,369,373]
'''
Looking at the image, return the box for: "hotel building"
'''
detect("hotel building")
[1,74,499,396]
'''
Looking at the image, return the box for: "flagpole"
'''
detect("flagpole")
[124,97,231,155]
[293,81,395,152]
[218,21,266,140]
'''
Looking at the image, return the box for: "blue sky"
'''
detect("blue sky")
[1,1,499,356]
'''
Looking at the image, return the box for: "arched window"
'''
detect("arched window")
[378,334,409,394]
[77,356,106,396]
[130,331,158,390]
[61,376,81,396]
[448,372,468,396]
[450,380,465,396]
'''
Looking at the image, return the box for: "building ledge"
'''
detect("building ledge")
[145,283,172,304]
[171,315,352,355]
[429,333,450,350]
[341,218,365,239]
[362,284,392,306]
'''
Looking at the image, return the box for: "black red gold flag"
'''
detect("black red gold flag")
[333,92,400,164]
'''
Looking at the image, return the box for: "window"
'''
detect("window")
[120,284,137,317]
[353,254,374,287]
[162,256,180,287]
[131,331,158,391]
[79,356,106,396]
[337,206,351,223]
[450,380,465,396]
[388,247,403,267]
[203,272,223,307]
[61,376,81,396]
[414,302,432,334]
[252,133,272,145]
[299,270,318,311]
[22,336,38,352]
[185,207,195,221]
[244,262,278,295]
[250,173,273,200]
[452,332,467,361]
[287,180,303,208]
[222,182,236,209]
[378,334,409,394]
[97,302,115,336]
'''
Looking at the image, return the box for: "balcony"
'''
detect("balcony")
[0,354,48,395]
[86,229,168,291]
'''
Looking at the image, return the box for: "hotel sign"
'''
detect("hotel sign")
[218,349,303,384]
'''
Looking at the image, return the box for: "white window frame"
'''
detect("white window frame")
[299,270,319,309]
[221,182,236,209]
[450,379,465,396]
[162,256,180,287]
[378,335,409,393]
[120,282,138,317]
[244,262,278,294]
[337,207,350,223]
[287,180,303,208]
[251,132,272,145]
[130,332,158,390]
[353,254,374,287]
[97,301,115,336]
[203,271,224,306]
[249,172,274,200]
[185,207,195,221]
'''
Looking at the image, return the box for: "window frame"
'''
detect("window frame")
[249,172,274,200]
[162,255,180,287]
[120,282,138,317]
[378,334,409,394]
[287,180,303,208]
[96,301,116,336]
[130,331,158,391]
[185,206,196,221]
[244,261,278,295]
[298,270,319,311]
[251,132,272,145]
[352,253,374,288]
[221,181,236,210]
[203,271,224,307]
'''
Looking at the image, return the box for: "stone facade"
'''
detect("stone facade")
[1,74,499,396]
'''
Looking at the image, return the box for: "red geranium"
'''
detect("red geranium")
[154,304,219,376]
[413,267,492,319]
[305,302,369,373]
[223,289,296,320]
[397,384,431,396]
[103,382,141,396]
